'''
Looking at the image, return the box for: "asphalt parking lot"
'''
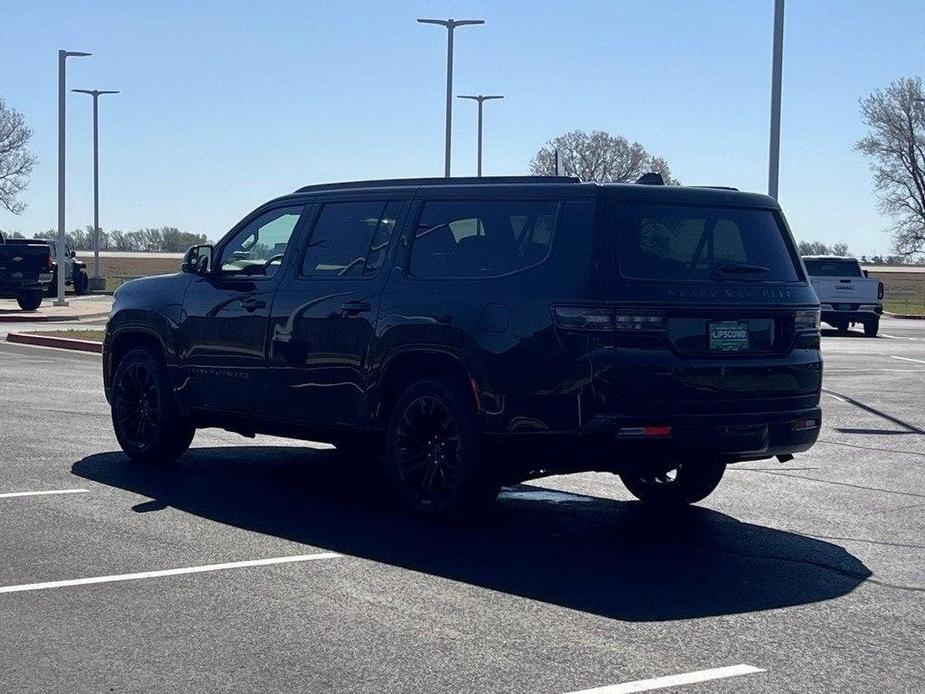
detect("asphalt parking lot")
[0,318,922,693]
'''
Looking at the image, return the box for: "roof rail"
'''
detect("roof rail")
[295,175,580,193]
[690,185,740,191]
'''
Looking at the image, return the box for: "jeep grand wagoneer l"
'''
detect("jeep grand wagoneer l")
[104,175,822,515]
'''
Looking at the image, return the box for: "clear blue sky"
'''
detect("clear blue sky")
[2,0,924,256]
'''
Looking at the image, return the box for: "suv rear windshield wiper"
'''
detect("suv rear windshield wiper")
[711,262,771,280]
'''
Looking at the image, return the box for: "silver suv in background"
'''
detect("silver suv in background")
[802,255,883,336]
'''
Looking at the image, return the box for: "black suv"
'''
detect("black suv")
[104,176,822,515]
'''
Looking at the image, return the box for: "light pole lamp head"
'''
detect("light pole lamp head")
[63,50,92,58]
[72,89,120,97]
[457,95,504,103]
[417,18,485,29]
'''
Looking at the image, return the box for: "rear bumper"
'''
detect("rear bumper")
[582,406,821,461]
[821,308,881,324]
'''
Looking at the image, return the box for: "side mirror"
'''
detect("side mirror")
[863,269,869,278]
[69,250,76,259]
[181,244,213,275]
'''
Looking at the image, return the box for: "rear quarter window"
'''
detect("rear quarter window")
[614,202,801,282]
[409,199,560,279]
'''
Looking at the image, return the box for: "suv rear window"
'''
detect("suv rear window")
[615,203,800,282]
[802,258,862,277]
[410,200,558,278]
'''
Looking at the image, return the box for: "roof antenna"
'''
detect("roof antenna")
[636,172,665,185]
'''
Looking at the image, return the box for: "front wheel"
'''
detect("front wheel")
[863,318,879,337]
[112,348,195,463]
[385,380,498,517]
[620,460,726,507]
[16,290,43,311]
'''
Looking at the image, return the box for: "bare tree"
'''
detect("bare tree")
[0,98,38,214]
[856,77,925,258]
[529,129,678,184]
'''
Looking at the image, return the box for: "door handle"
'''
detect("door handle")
[241,298,267,312]
[340,300,371,316]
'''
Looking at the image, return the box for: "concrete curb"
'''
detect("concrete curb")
[0,310,109,323]
[6,332,103,353]
[0,314,80,323]
[883,312,925,320]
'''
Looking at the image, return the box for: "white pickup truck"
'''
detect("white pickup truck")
[802,255,883,336]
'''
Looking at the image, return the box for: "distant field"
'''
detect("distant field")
[867,270,925,315]
[77,254,183,290]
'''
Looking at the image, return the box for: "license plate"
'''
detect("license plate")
[709,320,750,351]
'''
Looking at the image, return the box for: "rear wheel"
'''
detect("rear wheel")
[111,348,195,463]
[385,380,498,517]
[16,290,43,311]
[863,318,879,337]
[620,460,726,507]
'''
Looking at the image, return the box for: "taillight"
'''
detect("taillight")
[552,305,665,332]
[795,309,821,333]
[878,282,884,300]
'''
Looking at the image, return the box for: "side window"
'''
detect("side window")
[301,200,402,278]
[410,200,558,279]
[218,206,304,277]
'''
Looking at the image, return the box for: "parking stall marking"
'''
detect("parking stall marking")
[0,489,89,499]
[562,664,765,694]
[0,552,342,595]
[890,355,925,365]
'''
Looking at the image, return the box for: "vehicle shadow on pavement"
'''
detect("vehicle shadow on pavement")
[72,446,872,622]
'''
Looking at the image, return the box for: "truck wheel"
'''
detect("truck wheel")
[385,379,498,517]
[620,460,726,507]
[74,272,89,295]
[863,318,879,337]
[111,348,195,464]
[16,290,43,311]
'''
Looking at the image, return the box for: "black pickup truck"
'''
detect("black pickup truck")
[0,233,54,309]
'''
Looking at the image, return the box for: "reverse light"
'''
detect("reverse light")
[795,309,821,332]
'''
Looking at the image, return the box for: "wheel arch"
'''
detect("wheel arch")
[375,349,479,425]
[104,316,176,396]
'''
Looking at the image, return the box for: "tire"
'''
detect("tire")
[863,318,879,337]
[74,271,89,295]
[16,290,43,311]
[385,379,498,517]
[111,348,195,464]
[620,460,726,507]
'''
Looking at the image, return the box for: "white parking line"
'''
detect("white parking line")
[0,488,88,499]
[563,665,764,694]
[824,391,847,402]
[890,355,925,365]
[0,552,342,595]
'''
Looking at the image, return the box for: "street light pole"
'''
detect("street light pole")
[417,18,485,177]
[768,0,785,199]
[457,95,504,176]
[72,89,119,287]
[56,49,91,306]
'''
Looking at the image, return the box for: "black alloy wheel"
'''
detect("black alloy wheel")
[111,348,195,463]
[386,380,498,516]
[114,360,160,450]
[620,460,726,507]
[395,394,462,508]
